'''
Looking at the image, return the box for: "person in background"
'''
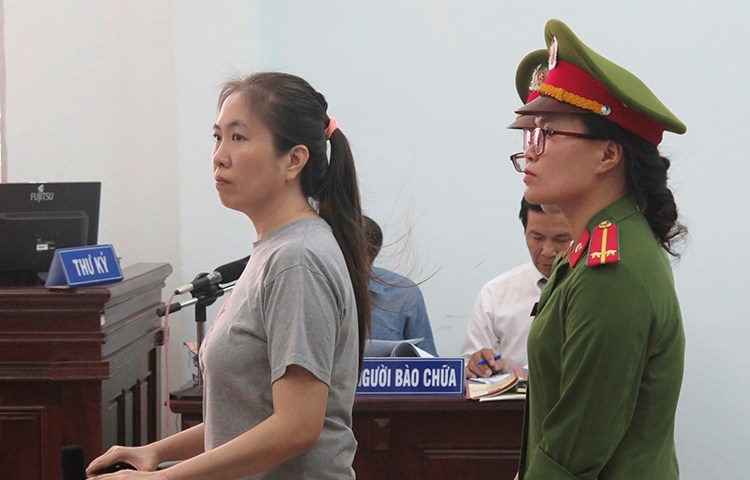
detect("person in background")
[87,72,370,479]
[462,198,571,377]
[510,19,687,479]
[363,215,438,356]
[462,50,568,378]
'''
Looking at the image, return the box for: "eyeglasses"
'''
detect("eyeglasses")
[509,152,527,173]
[509,127,598,173]
[524,127,597,155]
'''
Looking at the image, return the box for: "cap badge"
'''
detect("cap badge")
[529,64,549,93]
[548,36,558,70]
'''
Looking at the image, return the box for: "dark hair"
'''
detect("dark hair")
[581,114,687,257]
[218,72,371,370]
[362,216,383,264]
[519,198,545,231]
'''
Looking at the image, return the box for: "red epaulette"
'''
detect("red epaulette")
[587,220,620,266]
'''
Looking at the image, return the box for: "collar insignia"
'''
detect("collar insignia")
[568,229,590,268]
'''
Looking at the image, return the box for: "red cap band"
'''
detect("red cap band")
[541,61,667,146]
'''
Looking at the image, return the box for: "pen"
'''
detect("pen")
[477,354,501,366]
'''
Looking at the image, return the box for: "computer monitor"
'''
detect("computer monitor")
[0,182,101,285]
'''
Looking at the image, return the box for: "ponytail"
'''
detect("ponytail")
[318,126,371,372]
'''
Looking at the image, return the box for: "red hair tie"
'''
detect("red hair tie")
[325,117,339,140]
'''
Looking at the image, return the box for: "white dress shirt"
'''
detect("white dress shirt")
[461,261,546,373]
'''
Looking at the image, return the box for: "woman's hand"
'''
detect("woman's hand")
[90,470,168,479]
[86,445,160,477]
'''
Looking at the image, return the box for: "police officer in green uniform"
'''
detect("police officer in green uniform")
[507,20,687,479]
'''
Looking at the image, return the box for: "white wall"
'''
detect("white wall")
[5,0,181,269]
[3,0,187,428]
[175,0,258,353]
[4,1,748,477]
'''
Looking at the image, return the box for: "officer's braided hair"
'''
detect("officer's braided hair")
[582,114,687,258]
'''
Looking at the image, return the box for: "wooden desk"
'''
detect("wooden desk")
[0,263,171,480]
[169,389,525,479]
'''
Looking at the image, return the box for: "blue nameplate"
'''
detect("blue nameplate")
[45,244,123,289]
[357,358,465,396]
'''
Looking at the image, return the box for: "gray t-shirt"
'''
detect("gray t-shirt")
[199,218,359,479]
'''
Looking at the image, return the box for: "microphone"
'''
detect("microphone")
[157,282,236,317]
[174,255,250,295]
[61,445,85,480]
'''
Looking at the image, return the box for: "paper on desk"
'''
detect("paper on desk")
[478,393,526,402]
[466,372,519,400]
[468,372,512,384]
[364,338,431,357]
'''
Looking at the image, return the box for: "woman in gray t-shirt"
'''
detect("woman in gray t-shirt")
[87,73,371,480]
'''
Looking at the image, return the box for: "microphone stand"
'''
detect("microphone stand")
[157,280,236,398]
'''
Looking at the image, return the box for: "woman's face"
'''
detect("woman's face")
[522,114,601,207]
[212,92,288,216]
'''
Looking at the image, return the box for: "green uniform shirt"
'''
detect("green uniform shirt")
[521,195,684,479]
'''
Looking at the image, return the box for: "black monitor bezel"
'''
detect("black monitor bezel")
[0,182,101,284]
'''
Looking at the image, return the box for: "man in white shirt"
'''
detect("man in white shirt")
[462,199,571,378]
